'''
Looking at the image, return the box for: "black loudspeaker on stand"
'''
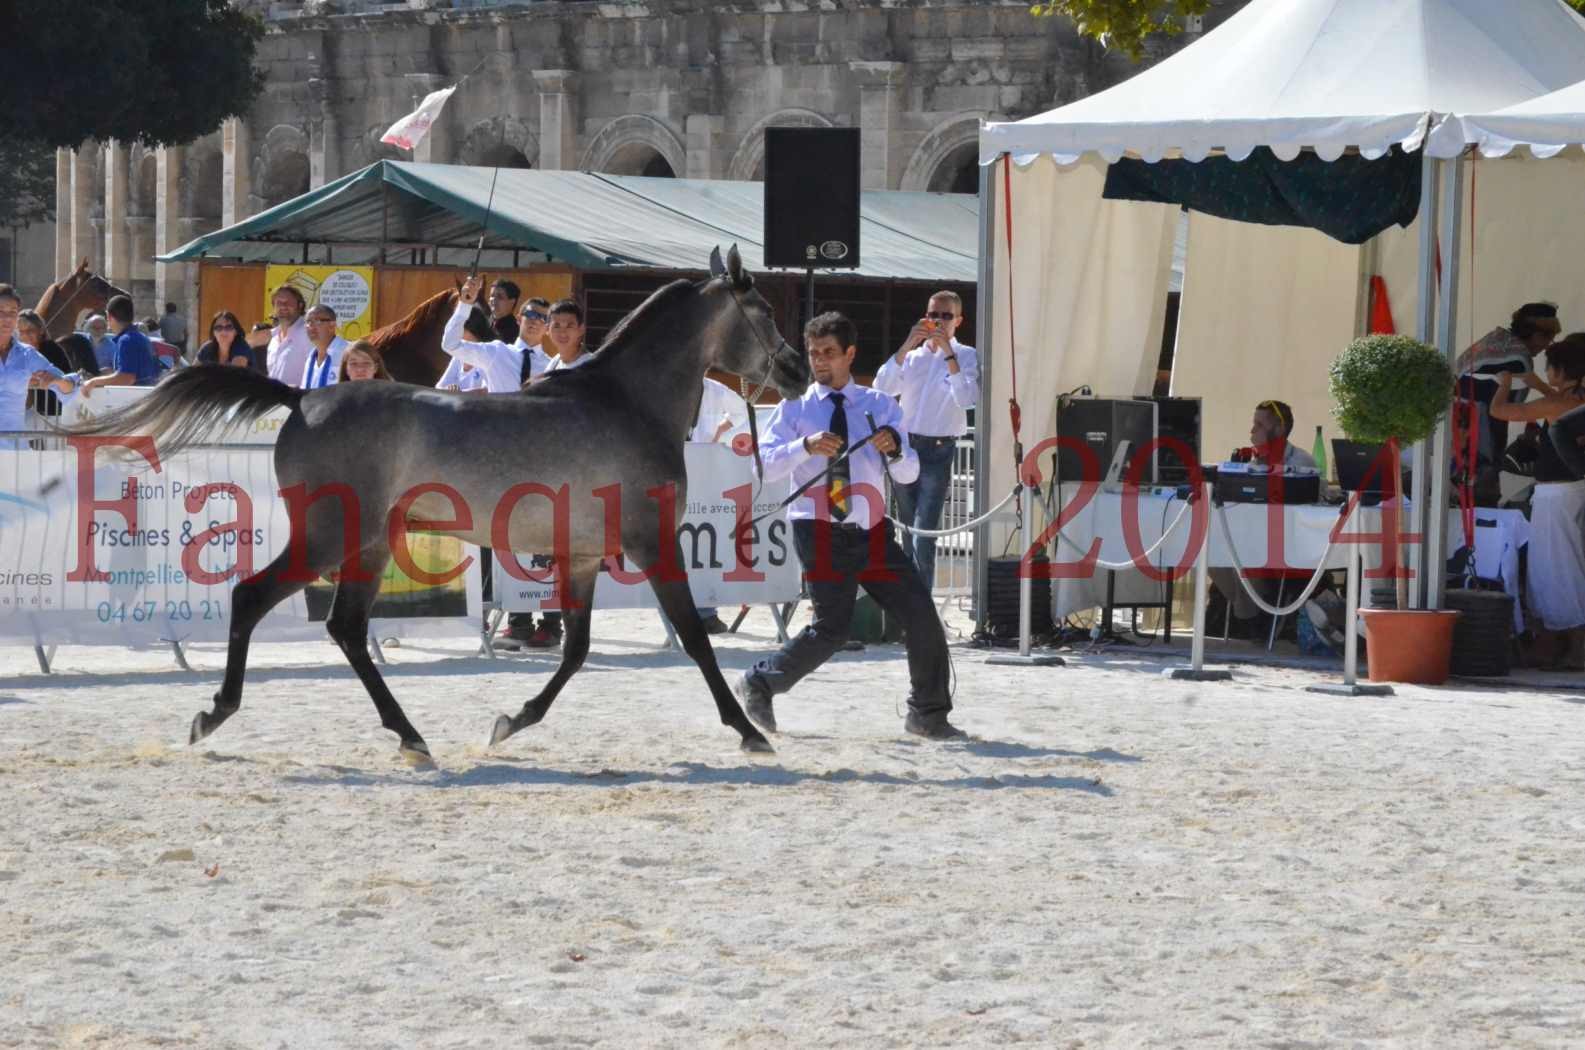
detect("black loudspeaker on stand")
[764,127,862,325]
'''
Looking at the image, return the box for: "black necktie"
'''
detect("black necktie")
[827,392,850,521]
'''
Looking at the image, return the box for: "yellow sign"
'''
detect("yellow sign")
[264,265,377,340]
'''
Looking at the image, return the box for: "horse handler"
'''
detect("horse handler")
[736,311,966,740]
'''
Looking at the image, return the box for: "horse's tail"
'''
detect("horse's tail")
[63,365,304,459]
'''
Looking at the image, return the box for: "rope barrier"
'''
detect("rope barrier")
[1212,500,1353,618]
[890,484,1021,538]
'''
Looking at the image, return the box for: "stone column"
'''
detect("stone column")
[70,145,98,268]
[309,80,338,188]
[154,145,190,315]
[55,149,72,276]
[222,118,252,227]
[103,140,131,286]
[685,114,725,180]
[851,61,906,190]
[534,70,580,171]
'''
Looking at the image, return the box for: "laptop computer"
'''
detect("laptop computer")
[1332,439,1389,505]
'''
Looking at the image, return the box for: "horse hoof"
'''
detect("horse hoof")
[189,711,212,745]
[399,741,435,768]
[741,734,775,755]
[489,714,516,746]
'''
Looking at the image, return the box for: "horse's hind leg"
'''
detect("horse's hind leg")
[490,557,600,746]
[323,544,433,763]
[191,547,319,746]
[645,549,772,754]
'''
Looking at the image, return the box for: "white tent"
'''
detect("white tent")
[972,0,1585,627]
[1432,75,1585,157]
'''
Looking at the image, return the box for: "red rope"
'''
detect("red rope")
[1001,156,1023,448]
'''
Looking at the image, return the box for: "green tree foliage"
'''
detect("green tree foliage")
[1039,0,1585,60]
[0,0,265,149]
[1030,0,1212,59]
[1328,335,1454,446]
[0,139,55,234]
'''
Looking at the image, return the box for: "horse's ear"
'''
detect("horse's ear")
[75,258,89,274]
[726,244,750,288]
[709,246,726,278]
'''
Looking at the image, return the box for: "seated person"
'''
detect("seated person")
[79,295,162,397]
[1241,399,1316,470]
[1212,399,1315,638]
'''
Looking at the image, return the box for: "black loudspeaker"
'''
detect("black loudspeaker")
[1055,397,1158,485]
[764,127,861,269]
[1151,396,1202,484]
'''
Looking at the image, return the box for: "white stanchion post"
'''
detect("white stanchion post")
[987,486,1064,667]
[1308,505,1392,697]
[1167,481,1230,681]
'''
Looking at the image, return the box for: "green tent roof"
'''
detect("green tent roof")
[159,161,978,283]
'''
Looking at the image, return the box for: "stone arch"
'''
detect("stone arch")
[581,114,684,177]
[256,124,311,209]
[900,114,986,194]
[728,108,835,182]
[455,116,537,169]
[183,135,225,222]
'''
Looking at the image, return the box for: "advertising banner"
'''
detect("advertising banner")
[264,265,377,340]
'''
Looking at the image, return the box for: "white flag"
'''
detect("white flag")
[380,85,457,151]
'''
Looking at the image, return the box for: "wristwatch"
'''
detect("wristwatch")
[943,354,958,363]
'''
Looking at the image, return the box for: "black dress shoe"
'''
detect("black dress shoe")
[904,711,967,740]
[700,614,730,635]
[735,674,777,733]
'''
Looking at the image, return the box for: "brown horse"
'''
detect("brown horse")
[361,285,460,386]
[36,259,130,340]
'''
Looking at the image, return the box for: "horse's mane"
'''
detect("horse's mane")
[594,278,698,360]
[365,286,457,351]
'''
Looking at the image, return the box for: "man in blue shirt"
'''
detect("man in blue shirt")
[0,284,78,444]
[736,311,965,740]
[80,295,161,398]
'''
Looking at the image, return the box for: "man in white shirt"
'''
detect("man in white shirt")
[872,290,979,591]
[515,297,554,383]
[251,284,313,386]
[735,311,965,741]
[542,299,594,374]
[0,284,78,447]
[300,305,351,389]
[441,276,529,393]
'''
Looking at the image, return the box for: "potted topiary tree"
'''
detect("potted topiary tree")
[1328,333,1458,683]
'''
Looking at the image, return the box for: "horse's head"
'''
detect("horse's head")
[706,245,810,399]
[37,259,130,337]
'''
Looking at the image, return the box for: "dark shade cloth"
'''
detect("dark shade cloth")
[1102,146,1423,245]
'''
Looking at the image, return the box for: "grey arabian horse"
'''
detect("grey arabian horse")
[71,246,810,761]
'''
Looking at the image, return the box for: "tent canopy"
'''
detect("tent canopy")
[1432,75,1585,157]
[158,161,978,283]
[981,0,1585,166]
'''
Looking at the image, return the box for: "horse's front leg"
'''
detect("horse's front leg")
[490,556,601,746]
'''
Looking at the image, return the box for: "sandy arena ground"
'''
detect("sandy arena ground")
[2,607,1583,1049]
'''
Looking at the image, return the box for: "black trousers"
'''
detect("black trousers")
[748,519,950,717]
[481,549,559,635]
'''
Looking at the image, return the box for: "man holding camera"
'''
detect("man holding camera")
[872,290,979,592]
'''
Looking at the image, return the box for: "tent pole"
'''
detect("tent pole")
[972,154,995,628]
[1424,154,1465,612]
[1406,155,1440,609]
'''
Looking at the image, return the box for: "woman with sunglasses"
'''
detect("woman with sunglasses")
[195,311,262,371]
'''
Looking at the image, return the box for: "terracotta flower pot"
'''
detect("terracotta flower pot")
[1358,608,1463,685]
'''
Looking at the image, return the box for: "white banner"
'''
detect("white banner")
[0,440,481,647]
[493,443,802,613]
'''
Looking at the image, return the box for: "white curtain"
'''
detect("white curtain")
[1171,213,1363,468]
[985,156,1178,553]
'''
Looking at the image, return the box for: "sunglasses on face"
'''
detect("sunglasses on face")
[925,311,957,322]
[520,310,547,322]
[213,324,236,332]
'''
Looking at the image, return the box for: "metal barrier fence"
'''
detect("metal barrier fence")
[933,434,977,609]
